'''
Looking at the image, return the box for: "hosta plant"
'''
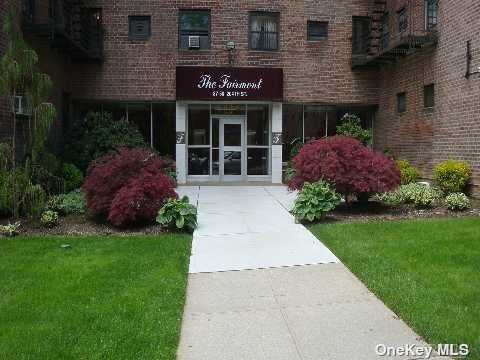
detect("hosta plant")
[445,193,471,211]
[293,181,341,222]
[156,196,198,232]
[0,221,21,237]
[40,210,59,228]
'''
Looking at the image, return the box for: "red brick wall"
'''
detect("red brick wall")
[71,0,379,105]
[374,0,480,195]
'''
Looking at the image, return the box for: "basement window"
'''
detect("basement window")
[307,21,328,41]
[129,16,151,39]
[397,92,407,113]
[424,84,435,108]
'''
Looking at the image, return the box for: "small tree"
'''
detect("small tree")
[336,113,372,145]
[0,5,56,217]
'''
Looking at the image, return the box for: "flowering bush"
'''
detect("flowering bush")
[83,148,176,226]
[289,136,400,200]
[108,172,177,227]
[445,193,471,211]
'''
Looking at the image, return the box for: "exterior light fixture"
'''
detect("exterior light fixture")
[226,41,235,65]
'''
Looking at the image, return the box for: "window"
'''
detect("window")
[249,12,279,51]
[424,84,435,108]
[187,105,210,175]
[247,105,269,175]
[352,17,371,55]
[381,13,390,49]
[128,16,151,39]
[425,0,438,30]
[397,92,407,113]
[307,21,328,41]
[398,8,408,33]
[179,10,211,49]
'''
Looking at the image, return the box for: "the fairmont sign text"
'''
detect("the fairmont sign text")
[176,66,283,101]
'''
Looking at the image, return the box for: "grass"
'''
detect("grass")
[311,217,480,359]
[0,234,192,360]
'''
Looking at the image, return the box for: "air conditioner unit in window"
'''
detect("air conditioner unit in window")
[188,35,200,49]
[13,96,30,116]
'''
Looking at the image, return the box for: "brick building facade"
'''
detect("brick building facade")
[1,0,479,192]
[373,0,480,193]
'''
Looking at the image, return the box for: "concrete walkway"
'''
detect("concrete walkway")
[177,186,444,360]
[179,186,338,273]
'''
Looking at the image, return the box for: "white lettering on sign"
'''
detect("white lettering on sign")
[197,74,263,97]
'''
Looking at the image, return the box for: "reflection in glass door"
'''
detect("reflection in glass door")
[220,118,244,181]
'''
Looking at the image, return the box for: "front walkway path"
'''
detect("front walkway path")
[177,186,444,360]
[179,186,338,273]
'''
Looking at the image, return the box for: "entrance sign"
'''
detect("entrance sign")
[176,66,283,101]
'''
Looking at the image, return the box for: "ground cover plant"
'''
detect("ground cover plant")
[46,189,86,216]
[374,183,443,208]
[311,218,480,359]
[445,192,471,211]
[0,234,192,359]
[289,135,400,202]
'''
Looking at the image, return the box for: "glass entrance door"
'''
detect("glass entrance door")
[220,118,244,181]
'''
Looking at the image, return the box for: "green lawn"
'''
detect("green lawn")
[311,218,480,359]
[0,234,192,360]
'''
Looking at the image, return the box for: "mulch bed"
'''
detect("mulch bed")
[2,200,480,236]
[324,201,480,223]
[2,215,167,236]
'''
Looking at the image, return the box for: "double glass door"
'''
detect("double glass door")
[219,117,244,181]
[187,104,270,181]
